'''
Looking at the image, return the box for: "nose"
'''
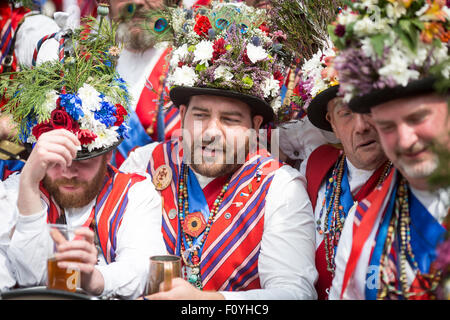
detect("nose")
[354,113,372,134]
[202,117,223,143]
[60,163,78,180]
[397,123,418,151]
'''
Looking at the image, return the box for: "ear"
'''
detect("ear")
[179,104,188,127]
[105,150,113,163]
[252,115,264,131]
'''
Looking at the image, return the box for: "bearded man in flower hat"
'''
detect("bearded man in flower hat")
[328,0,449,300]
[121,2,317,299]
[0,8,166,298]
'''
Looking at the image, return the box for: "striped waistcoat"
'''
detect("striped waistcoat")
[147,140,282,291]
[41,165,145,263]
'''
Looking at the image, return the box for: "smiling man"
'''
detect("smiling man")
[328,0,449,300]
[120,2,317,300]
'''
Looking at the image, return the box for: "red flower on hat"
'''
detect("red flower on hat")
[114,104,127,126]
[273,70,284,88]
[77,129,97,145]
[32,121,53,140]
[242,48,252,65]
[212,38,227,61]
[50,108,74,131]
[258,23,270,36]
[194,15,212,38]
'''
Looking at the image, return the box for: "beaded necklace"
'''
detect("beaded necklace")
[317,156,392,275]
[377,177,441,300]
[177,164,229,290]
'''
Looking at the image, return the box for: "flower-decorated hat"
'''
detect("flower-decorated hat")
[0,4,130,160]
[145,1,292,125]
[329,0,449,113]
[269,0,344,131]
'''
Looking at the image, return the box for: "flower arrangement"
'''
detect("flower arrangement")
[329,0,450,103]
[0,14,131,153]
[277,43,339,122]
[147,1,292,113]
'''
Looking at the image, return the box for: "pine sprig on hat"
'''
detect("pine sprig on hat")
[269,0,344,61]
[0,15,131,152]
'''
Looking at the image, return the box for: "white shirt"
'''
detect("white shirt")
[330,171,449,300]
[116,46,168,112]
[3,172,167,299]
[120,142,318,300]
[0,179,18,291]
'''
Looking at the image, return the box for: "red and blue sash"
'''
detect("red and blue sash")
[0,159,24,181]
[365,174,446,299]
[41,165,145,263]
[148,140,282,291]
[0,4,29,74]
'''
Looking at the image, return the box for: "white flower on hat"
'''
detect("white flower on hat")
[246,43,268,64]
[378,46,420,87]
[170,43,189,67]
[270,96,282,113]
[168,65,199,87]
[87,126,119,152]
[214,65,234,81]
[261,75,280,99]
[42,90,59,115]
[78,83,101,112]
[193,40,214,66]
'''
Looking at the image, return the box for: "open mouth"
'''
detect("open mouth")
[357,140,376,149]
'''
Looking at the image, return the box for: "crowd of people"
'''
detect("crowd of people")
[0,0,448,301]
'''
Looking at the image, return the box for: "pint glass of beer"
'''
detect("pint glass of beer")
[47,224,80,293]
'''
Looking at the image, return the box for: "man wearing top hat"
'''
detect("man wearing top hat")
[288,45,390,300]
[121,2,317,299]
[329,0,449,300]
[0,10,166,299]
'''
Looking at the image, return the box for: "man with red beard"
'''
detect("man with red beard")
[121,2,317,299]
[0,12,166,298]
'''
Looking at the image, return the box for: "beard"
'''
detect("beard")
[184,135,252,178]
[43,159,108,208]
[395,140,439,179]
[116,17,157,52]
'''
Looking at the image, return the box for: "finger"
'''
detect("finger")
[55,250,97,264]
[39,143,76,167]
[73,227,95,244]
[50,228,67,245]
[57,240,96,254]
[57,261,95,274]
[42,129,81,147]
[38,135,79,159]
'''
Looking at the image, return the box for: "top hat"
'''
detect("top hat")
[147,2,293,125]
[1,7,131,160]
[329,1,449,113]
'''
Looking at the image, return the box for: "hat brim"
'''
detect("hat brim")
[169,86,274,125]
[348,77,438,113]
[25,139,123,161]
[307,85,339,132]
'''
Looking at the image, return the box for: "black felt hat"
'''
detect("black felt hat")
[25,139,123,161]
[307,85,339,132]
[170,86,275,125]
[348,77,440,114]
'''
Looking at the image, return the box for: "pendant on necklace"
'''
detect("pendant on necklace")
[183,211,207,237]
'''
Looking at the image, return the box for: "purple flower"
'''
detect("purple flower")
[334,24,346,37]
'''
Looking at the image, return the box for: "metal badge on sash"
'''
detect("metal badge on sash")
[153,164,172,191]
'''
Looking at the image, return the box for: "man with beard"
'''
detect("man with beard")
[329,0,449,300]
[1,13,166,298]
[120,2,317,299]
[109,0,183,167]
